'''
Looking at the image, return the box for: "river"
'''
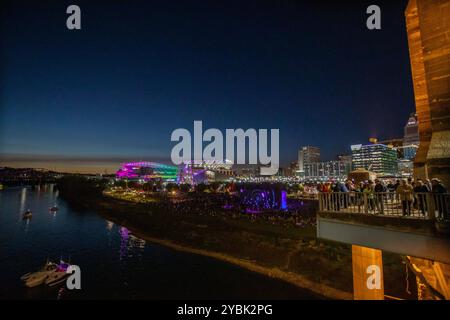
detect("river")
[0,185,320,299]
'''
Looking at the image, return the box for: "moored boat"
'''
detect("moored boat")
[22,210,32,220]
[21,261,57,281]
[22,261,58,287]
[45,261,71,287]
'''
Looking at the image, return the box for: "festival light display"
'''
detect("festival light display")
[237,183,288,213]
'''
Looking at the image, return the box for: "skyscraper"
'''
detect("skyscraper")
[351,143,398,176]
[403,113,420,160]
[405,0,450,185]
[298,146,320,176]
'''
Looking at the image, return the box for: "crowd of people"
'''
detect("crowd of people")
[316,177,448,218]
[108,176,448,227]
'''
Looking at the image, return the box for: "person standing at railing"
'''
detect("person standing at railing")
[363,180,376,212]
[355,181,365,207]
[345,179,355,206]
[345,179,355,192]
[411,179,418,210]
[374,179,386,214]
[387,180,395,203]
[397,179,414,216]
[431,178,448,219]
[335,181,349,210]
[319,182,332,210]
[425,178,433,193]
[432,178,447,193]
[393,179,401,202]
[413,179,429,216]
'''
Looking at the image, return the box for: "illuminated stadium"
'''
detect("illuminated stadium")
[116,162,179,182]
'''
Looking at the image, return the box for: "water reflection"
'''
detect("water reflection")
[119,227,130,260]
[130,234,146,250]
[19,187,27,216]
[23,218,30,234]
[106,220,114,231]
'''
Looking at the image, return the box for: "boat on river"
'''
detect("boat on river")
[21,261,58,287]
[21,260,71,288]
[45,261,70,287]
[22,210,32,220]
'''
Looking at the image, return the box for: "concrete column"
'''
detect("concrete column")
[352,245,384,300]
[406,0,450,187]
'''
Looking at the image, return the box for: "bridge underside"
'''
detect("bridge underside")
[317,213,450,264]
[317,212,450,299]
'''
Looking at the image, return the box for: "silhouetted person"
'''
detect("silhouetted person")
[397,179,413,216]
[363,180,376,212]
[413,180,429,216]
[374,179,386,214]
[432,178,448,219]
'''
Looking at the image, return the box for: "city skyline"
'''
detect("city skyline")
[1,0,414,173]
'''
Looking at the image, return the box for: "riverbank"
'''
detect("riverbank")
[122,226,351,299]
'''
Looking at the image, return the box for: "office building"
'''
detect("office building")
[351,143,398,176]
[298,146,320,176]
[403,113,420,160]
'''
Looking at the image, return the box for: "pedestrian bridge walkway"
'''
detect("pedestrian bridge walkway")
[316,192,450,265]
[318,192,449,221]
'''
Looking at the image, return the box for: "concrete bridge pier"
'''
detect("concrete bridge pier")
[352,245,384,300]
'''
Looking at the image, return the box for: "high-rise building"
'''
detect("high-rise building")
[298,146,320,176]
[403,113,420,160]
[406,0,450,186]
[351,144,398,176]
[404,113,420,145]
[378,138,404,159]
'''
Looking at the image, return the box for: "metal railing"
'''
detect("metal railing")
[318,192,450,220]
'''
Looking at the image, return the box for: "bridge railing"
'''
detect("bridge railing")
[318,192,450,220]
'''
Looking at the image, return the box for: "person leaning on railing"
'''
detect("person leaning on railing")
[413,179,429,216]
[397,179,414,216]
[374,179,387,215]
[363,180,376,212]
[355,181,365,207]
[431,178,448,219]
[345,179,356,206]
[387,180,395,203]
[393,179,401,202]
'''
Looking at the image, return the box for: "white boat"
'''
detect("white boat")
[45,261,71,287]
[23,262,58,288]
[22,210,32,220]
[45,271,69,287]
[25,272,50,288]
[21,261,57,281]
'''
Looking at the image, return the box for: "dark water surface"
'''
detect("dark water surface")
[0,185,321,300]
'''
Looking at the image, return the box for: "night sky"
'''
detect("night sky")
[0,0,414,173]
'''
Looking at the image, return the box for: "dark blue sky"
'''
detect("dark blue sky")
[0,0,414,172]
